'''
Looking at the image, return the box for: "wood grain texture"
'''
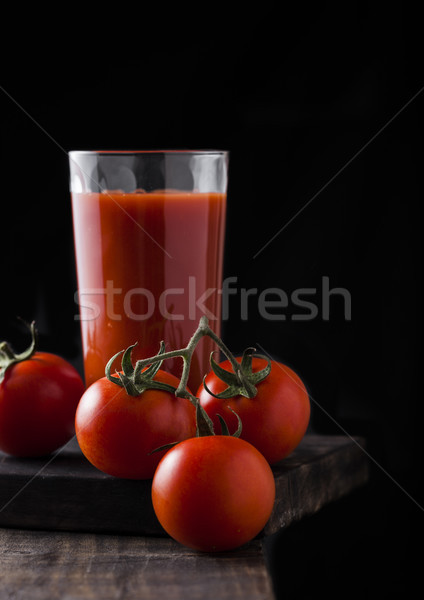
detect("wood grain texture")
[264,434,369,534]
[0,529,275,600]
[0,435,370,600]
[0,434,369,536]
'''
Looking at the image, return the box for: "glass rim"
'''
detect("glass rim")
[69,149,229,157]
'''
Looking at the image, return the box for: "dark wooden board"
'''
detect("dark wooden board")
[0,434,369,537]
[0,530,275,600]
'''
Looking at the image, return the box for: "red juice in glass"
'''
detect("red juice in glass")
[69,152,228,392]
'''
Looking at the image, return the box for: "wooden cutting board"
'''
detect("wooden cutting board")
[0,434,369,537]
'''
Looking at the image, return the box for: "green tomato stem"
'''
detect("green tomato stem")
[0,321,38,383]
[133,316,241,399]
[115,316,247,443]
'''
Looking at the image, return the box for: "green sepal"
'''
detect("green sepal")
[203,347,272,400]
[121,343,137,377]
[209,352,239,387]
[0,320,38,383]
[134,341,166,382]
[202,376,236,400]
[217,414,230,435]
[105,342,177,398]
[240,346,256,372]
[148,398,243,456]
[117,371,140,396]
[229,407,243,438]
[148,441,180,455]
[195,399,215,437]
[217,408,242,437]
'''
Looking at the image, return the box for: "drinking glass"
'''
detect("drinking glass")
[69,150,228,391]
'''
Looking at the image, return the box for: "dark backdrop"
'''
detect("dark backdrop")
[1,2,422,597]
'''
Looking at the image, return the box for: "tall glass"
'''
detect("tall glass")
[69,150,228,392]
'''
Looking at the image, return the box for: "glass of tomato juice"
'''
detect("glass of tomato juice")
[69,150,228,391]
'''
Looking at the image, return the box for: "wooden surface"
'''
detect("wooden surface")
[268,434,369,534]
[0,434,370,600]
[0,530,274,600]
[0,434,369,537]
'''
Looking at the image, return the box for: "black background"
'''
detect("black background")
[1,2,423,597]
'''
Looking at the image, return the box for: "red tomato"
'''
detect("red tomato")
[152,435,275,552]
[75,370,196,479]
[0,352,85,457]
[197,357,310,465]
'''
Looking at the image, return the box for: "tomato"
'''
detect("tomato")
[0,349,85,457]
[197,356,310,465]
[152,435,275,552]
[75,368,196,479]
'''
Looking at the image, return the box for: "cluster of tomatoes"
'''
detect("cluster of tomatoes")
[0,322,310,552]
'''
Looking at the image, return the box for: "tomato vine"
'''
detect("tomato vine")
[108,315,271,440]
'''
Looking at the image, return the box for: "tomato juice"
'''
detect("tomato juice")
[72,190,226,391]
